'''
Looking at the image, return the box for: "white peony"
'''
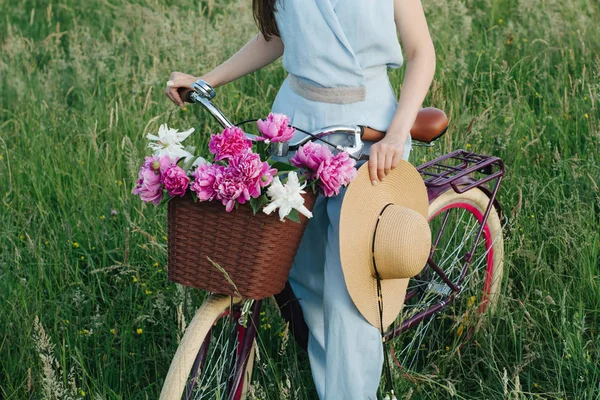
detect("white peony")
[263,171,313,221]
[147,124,195,161]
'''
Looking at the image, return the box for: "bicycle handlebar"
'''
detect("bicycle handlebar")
[177,80,365,158]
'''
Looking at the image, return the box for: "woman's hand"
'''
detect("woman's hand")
[165,71,201,107]
[368,134,408,185]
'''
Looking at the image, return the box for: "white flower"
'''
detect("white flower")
[263,172,313,221]
[147,124,195,161]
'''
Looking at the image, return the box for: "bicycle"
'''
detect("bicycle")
[159,80,506,400]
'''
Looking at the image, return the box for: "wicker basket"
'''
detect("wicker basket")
[167,192,318,299]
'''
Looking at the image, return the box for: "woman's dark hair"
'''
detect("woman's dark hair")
[252,0,280,41]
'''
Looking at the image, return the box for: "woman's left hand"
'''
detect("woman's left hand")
[368,134,407,185]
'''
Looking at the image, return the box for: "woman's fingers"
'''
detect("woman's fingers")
[378,150,387,181]
[170,88,184,107]
[369,151,379,185]
[391,149,403,170]
[384,152,393,177]
[164,72,197,107]
[369,142,405,185]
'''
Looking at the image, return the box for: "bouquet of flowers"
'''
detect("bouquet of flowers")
[133,113,357,222]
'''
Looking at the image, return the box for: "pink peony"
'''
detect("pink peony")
[161,164,190,197]
[133,155,165,205]
[317,152,357,197]
[256,113,296,143]
[290,142,357,197]
[214,168,246,212]
[190,163,225,202]
[229,152,277,201]
[290,141,334,173]
[209,126,252,161]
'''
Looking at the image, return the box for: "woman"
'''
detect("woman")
[166,0,435,398]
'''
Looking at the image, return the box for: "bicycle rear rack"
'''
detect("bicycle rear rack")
[417,149,504,196]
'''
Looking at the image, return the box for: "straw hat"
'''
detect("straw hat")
[339,161,431,330]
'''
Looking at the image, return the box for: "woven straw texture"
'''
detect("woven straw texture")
[167,192,317,299]
[339,160,430,329]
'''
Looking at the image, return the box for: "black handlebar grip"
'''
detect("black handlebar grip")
[177,87,195,103]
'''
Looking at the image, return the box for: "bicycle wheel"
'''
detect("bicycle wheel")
[393,187,504,372]
[160,294,256,400]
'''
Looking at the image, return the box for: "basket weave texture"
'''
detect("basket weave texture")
[167,192,317,299]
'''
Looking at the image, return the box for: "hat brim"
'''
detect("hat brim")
[340,160,429,329]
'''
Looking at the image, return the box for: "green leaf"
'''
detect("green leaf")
[250,196,263,215]
[180,156,196,172]
[285,209,301,223]
[269,162,299,173]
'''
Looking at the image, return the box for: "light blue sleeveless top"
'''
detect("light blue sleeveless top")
[271,0,412,156]
[274,0,403,89]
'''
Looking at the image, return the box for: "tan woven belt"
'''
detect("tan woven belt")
[288,74,367,104]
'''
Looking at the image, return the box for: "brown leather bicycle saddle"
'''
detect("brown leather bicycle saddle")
[361,107,449,144]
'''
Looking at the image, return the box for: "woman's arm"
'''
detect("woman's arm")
[368,0,436,185]
[165,33,284,107]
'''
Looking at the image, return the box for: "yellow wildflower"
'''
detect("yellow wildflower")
[445,346,450,351]
[110,328,116,335]
[79,390,86,397]
[457,325,464,337]
[466,143,472,149]
[467,296,476,308]
[19,235,24,240]
[498,19,504,24]
[136,328,143,335]
[182,107,187,111]
[0,155,3,160]
[154,262,159,267]
[100,215,106,220]
[145,290,152,295]
[80,256,85,260]
[132,276,138,283]
[584,114,589,119]
[72,242,80,249]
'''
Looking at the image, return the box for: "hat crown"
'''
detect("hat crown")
[373,205,431,280]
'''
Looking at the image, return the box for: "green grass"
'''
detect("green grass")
[0,0,599,398]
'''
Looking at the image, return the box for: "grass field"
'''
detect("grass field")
[1,0,599,398]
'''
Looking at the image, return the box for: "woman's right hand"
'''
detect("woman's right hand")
[165,71,201,107]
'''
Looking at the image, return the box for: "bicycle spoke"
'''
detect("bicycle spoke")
[394,192,504,375]
[186,313,240,400]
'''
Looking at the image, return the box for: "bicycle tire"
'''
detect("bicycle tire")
[394,187,504,372]
[160,294,255,400]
